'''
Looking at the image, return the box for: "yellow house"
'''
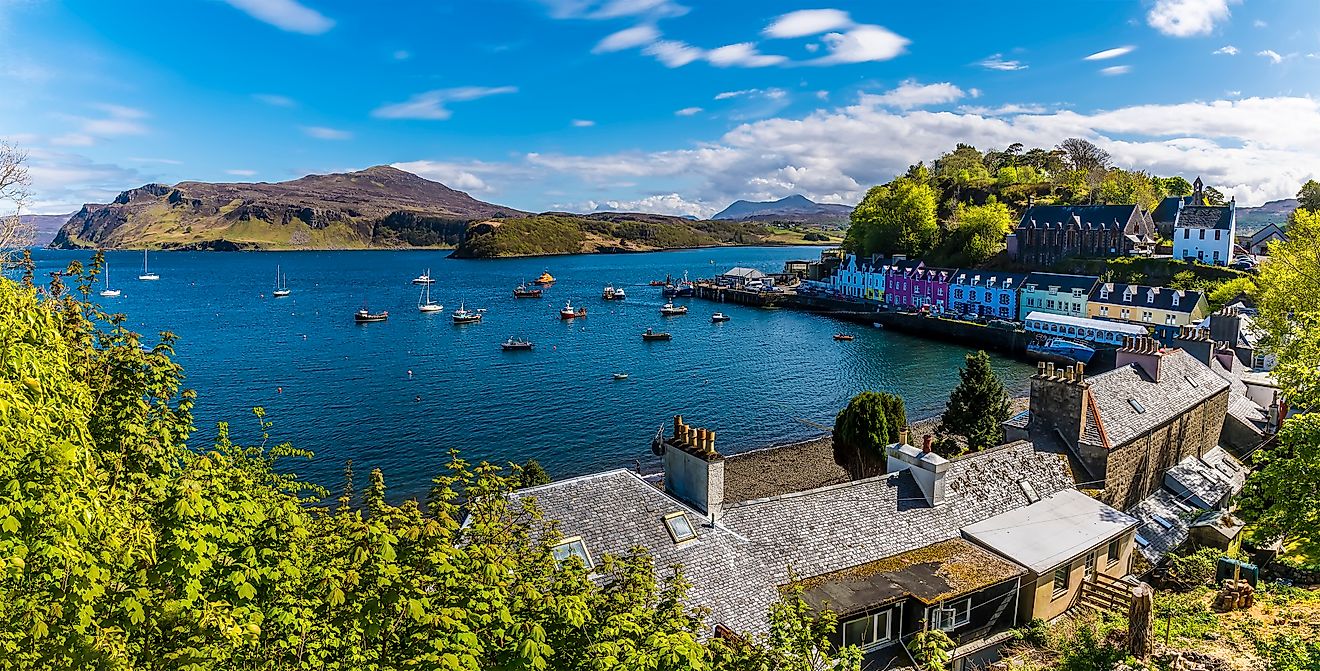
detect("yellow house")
[1088,283,1208,336]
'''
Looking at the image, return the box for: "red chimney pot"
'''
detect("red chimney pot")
[922,434,932,453]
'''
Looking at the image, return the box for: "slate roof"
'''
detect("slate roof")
[1211,357,1270,436]
[1017,204,1144,231]
[1163,447,1247,508]
[514,469,779,633]
[1090,283,1206,315]
[962,489,1138,574]
[1177,204,1235,231]
[722,436,849,504]
[792,538,1025,617]
[1004,410,1031,431]
[1153,196,1194,225]
[723,267,767,279]
[1022,272,1100,294]
[719,440,1075,584]
[1127,489,1197,564]
[1079,349,1230,449]
[950,270,1030,290]
[1246,223,1286,247]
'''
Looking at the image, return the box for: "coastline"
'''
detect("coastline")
[47,239,836,257]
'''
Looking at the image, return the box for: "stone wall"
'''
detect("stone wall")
[1100,388,1229,510]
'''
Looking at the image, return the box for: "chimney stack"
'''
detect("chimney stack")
[886,441,949,507]
[1117,336,1166,382]
[662,416,725,520]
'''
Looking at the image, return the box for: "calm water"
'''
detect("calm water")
[32,247,1034,500]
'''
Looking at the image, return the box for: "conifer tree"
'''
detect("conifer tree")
[833,391,907,479]
[936,351,1011,455]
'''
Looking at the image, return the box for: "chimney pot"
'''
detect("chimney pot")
[922,434,933,453]
[1037,361,1046,376]
[1065,365,1075,382]
[1046,362,1056,377]
[1076,362,1085,380]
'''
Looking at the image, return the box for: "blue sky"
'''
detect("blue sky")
[3,0,1320,216]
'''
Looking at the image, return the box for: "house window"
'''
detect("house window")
[1000,294,1009,304]
[1252,352,1267,369]
[1166,314,1177,325]
[551,537,593,569]
[932,599,972,631]
[1107,538,1121,566]
[663,512,697,543]
[1121,308,1130,319]
[1171,294,1180,307]
[842,610,893,650]
[1099,289,1109,300]
[1184,229,1190,239]
[1099,306,1109,317]
[1047,300,1055,309]
[1052,563,1071,597]
[1200,229,1206,240]
[1215,230,1221,241]
[954,288,963,299]
[1142,311,1152,323]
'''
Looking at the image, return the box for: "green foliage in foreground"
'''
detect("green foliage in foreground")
[0,255,858,670]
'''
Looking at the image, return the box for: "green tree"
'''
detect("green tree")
[1238,413,1320,547]
[1098,168,1166,212]
[936,351,1012,455]
[907,628,955,671]
[516,458,552,487]
[845,178,939,258]
[952,198,1014,265]
[1253,208,1320,410]
[1161,176,1194,197]
[1298,178,1320,212]
[1204,186,1227,206]
[833,391,907,480]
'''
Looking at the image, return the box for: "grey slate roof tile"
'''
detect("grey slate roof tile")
[1127,489,1196,564]
[1080,350,1230,449]
[1177,205,1234,230]
[1164,447,1246,507]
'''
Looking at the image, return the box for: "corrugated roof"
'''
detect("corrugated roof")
[962,489,1138,574]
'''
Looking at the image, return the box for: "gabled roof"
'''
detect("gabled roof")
[1126,489,1196,564]
[1022,272,1100,294]
[723,266,767,278]
[1017,204,1143,231]
[1080,349,1230,449]
[1177,204,1235,231]
[1247,223,1287,246]
[962,489,1138,574]
[1090,283,1206,314]
[1163,447,1247,508]
[951,270,1029,289]
[1153,196,1194,225]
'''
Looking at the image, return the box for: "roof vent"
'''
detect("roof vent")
[1018,479,1041,504]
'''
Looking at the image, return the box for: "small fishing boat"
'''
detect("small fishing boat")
[418,282,442,313]
[513,283,543,298]
[649,279,668,286]
[560,300,587,319]
[138,249,159,281]
[833,333,855,341]
[501,337,534,351]
[1027,337,1096,365]
[613,286,627,299]
[662,271,694,298]
[99,263,121,297]
[612,373,629,380]
[602,285,626,300]
[452,303,482,324]
[272,265,291,297]
[660,302,688,316]
[412,270,435,285]
[534,271,556,285]
[355,308,388,323]
[711,312,730,323]
[641,328,672,341]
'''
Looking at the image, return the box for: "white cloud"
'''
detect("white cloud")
[571,119,596,127]
[51,134,94,147]
[372,86,518,120]
[538,0,687,20]
[812,25,909,64]
[862,80,965,109]
[253,93,296,107]
[978,53,1027,71]
[583,193,714,218]
[763,9,853,39]
[22,148,148,213]
[301,126,352,140]
[1146,0,1236,37]
[1214,45,1239,55]
[54,104,149,146]
[226,169,257,176]
[1100,65,1132,76]
[675,107,703,116]
[715,88,786,101]
[643,39,704,67]
[127,157,183,165]
[705,43,786,68]
[1084,45,1135,60]
[593,24,660,53]
[221,0,333,35]
[959,103,1047,116]
[1257,49,1285,64]
[1253,19,1267,28]
[391,160,516,193]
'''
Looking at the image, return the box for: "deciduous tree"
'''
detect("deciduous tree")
[951,198,1014,265]
[0,141,33,268]
[1298,178,1320,212]
[845,178,939,259]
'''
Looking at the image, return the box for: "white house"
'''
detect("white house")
[1173,179,1236,267]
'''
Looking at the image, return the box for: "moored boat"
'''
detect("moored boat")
[452,303,482,324]
[355,308,388,323]
[412,270,435,285]
[613,286,627,299]
[272,265,291,297]
[501,337,534,351]
[602,284,626,300]
[513,283,543,298]
[418,282,442,312]
[833,333,854,341]
[534,271,556,285]
[100,263,121,297]
[612,372,629,380]
[711,312,730,322]
[560,300,587,319]
[1027,337,1095,365]
[138,249,159,281]
[641,328,672,341]
[660,302,688,316]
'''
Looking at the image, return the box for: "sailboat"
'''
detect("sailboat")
[99,263,121,297]
[418,281,443,313]
[138,249,159,281]
[272,265,291,297]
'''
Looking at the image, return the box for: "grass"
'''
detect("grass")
[1281,534,1320,569]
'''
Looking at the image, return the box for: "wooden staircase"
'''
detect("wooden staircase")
[1073,573,1135,615]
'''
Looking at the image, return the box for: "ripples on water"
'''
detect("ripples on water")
[34,247,1034,500]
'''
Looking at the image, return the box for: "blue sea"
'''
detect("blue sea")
[32,246,1034,500]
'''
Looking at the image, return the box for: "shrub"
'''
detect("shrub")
[1165,547,1223,590]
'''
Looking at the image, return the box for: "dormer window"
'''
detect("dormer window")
[1172,294,1180,307]
[663,512,697,543]
[1099,289,1109,300]
[1123,290,1132,302]
[551,536,593,569]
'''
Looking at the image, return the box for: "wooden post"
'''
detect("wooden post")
[1127,582,1155,659]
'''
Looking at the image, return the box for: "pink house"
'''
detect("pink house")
[881,259,924,309]
[912,266,958,312]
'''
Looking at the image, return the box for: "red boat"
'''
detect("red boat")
[559,300,587,319]
[513,283,542,298]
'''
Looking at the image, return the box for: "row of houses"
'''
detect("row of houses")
[512,329,1278,669]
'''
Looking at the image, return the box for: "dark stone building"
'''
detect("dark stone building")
[1007,204,1156,267]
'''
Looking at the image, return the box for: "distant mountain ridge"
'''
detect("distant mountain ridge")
[1236,198,1298,233]
[712,194,853,225]
[51,166,525,250]
[18,213,74,245]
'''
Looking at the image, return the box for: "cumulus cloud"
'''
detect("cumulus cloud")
[1084,45,1135,60]
[705,43,786,68]
[675,107,703,116]
[23,148,148,213]
[221,0,333,35]
[1257,49,1285,64]
[1214,45,1239,55]
[372,86,518,120]
[593,24,660,53]
[862,81,965,109]
[1147,0,1236,37]
[978,54,1027,71]
[581,193,713,218]
[812,25,909,64]
[300,126,352,140]
[253,93,296,107]
[763,9,853,38]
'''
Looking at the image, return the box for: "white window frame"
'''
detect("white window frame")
[550,536,594,569]
[841,609,895,651]
[931,599,972,632]
[663,511,697,543]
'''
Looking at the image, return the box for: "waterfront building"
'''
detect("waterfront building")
[1006,204,1156,267]
[830,254,884,301]
[948,270,1028,319]
[880,258,925,308]
[720,266,769,289]
[1240,223,1285,256]
[1022,311,1149,346]
[1172,179,1236,266]
[1004,339,1230,511]
[909,265,958,312]
[1088,283,1208,343]
[513,418,1133,667]
[1017,272,1099,321]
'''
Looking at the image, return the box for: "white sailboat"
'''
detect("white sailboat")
[418,281,443,312]
[272,265,291,297]
[138,249,159,281]
[99,263,121,297]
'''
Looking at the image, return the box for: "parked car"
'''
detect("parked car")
[987,319,1017,331]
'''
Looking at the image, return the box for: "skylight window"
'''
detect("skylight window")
[550,536,593,569]
[1218,458,1241,473]
[1153,515,1174,530]
[1018,479,1041,504]
[1134,534,1150,548]
[1186,375,1199,388]
[663,512,697,543]
[1128,398,1147,414]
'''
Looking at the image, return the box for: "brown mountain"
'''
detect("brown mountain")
[51,166,526,250]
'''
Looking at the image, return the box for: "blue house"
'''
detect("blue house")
[948,270,1029,320]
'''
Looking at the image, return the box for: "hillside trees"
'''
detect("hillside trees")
[1298,179,1320,212]
[949,198,1015,265]
[845,178,939,258]
[1098,169,1167,212]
